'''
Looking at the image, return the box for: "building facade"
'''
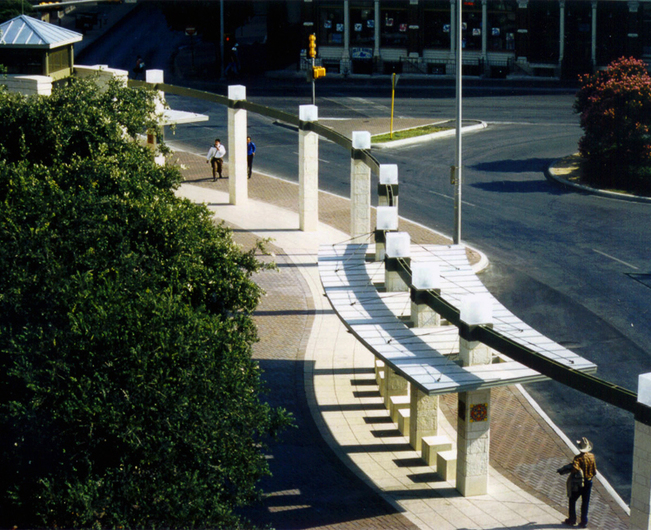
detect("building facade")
[300,0,651,78]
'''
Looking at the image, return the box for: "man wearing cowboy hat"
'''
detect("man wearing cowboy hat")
[558,437,597,528]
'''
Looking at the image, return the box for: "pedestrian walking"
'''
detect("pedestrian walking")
[558,437,597,528]
[247,136,256,179]
[133,55,145,80]
[206,138,226,180]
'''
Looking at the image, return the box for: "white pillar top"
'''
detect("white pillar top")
[460,293,494,326]
[146,69,164,84]
[385,232,410,258]
[412,261,441,291]
[376,206,398,231]
[299,104,319,122]
[379,164,398,184]
[639,373,651,406]
[228,85,246,101]
[352,131,371,149]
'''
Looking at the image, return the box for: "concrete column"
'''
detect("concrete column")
[299,105,319,231]
[342,0,351,74]
[384,232,410,292]
[410,261,442,328]
[350,131,372,242]
[449,0,456,61]
[228,85,248,205]
[145,69,166,166]
[630,373,651,530]
[383,366,409,409]
[375,205,398,261]
[378,164,398,208]
[374,0,381,61]
[409,384,440,451]
[456,293,493,496]
[559,1,565,64]
[457,388,491,496]
[591,2,597,71]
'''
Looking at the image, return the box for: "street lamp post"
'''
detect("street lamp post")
[453,0,463,245]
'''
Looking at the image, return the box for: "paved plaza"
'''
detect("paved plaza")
[174,150,629,530]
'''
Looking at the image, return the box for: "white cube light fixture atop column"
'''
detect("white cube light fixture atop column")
[412,261,441,291]
[299,104,318,122]
[379,164,398,185]
[376,206,399,231]
[146,69,164,83]
[352,131,371,149]
[460,293,493,326]
[228,85,246,101]
[385,232,410,258]
[639,373,651,406]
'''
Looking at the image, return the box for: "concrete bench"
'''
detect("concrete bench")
[421,435,453,466]
[389,394,410,422]
[397,408,410,436]
[437,450,457,481]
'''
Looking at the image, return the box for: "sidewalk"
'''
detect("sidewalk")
[173,150,629,530]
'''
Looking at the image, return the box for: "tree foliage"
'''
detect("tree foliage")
[574,56,651,191]
[0,0,32,23]
[0,77,290,528]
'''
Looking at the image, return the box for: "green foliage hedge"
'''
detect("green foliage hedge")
[575,57,651,192]
[0,77,290,528]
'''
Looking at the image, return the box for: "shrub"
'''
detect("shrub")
[574,56,651,192]
[0,77,290,528]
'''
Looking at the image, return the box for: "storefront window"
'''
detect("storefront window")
[380,4,409,47]
[486,4,517,51]
[318,3,345,45]
[526,1,558,61]
[424,2,450,49]
[350,3,375,46]
[463,5,483,51]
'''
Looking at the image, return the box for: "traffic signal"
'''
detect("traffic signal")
[308,34,317,58]
[312,66,326,79]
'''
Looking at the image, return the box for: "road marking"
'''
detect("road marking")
[427,189,476,207]
[592,248,639,270]
[292,151,331,164]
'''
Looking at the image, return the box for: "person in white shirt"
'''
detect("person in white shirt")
[206,139,226,180]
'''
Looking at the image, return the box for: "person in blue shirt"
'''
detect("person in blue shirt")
[247,136,256,179]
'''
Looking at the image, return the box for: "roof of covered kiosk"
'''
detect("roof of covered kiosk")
[0,15,82,49]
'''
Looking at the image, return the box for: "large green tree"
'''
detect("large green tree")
[0,77,289,528]
[0,0,32,23]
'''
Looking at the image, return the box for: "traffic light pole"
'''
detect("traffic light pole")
[312,57,316,105]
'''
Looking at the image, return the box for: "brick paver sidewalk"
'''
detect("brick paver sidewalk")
[174,150,629,530]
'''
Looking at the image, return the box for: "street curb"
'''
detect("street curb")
[546,157,651,204]
[372,120,487,149]
[516,384,631,515]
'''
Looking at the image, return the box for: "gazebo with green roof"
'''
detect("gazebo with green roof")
[0,15,83,81]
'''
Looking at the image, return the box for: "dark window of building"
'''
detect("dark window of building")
[461,2,483,51]
[597,2,627,65]
[424,2,451,49]
[381,2,409,47]
[317,3,345,45]
[643,4,651,59]
[528,1,560,62]
[486,2,517,51]
[0,49,44,75]
[350,2,375,46]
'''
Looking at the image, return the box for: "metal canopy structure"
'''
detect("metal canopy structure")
[318,243,597,396]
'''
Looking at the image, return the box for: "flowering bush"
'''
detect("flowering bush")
[574,57,651,192]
